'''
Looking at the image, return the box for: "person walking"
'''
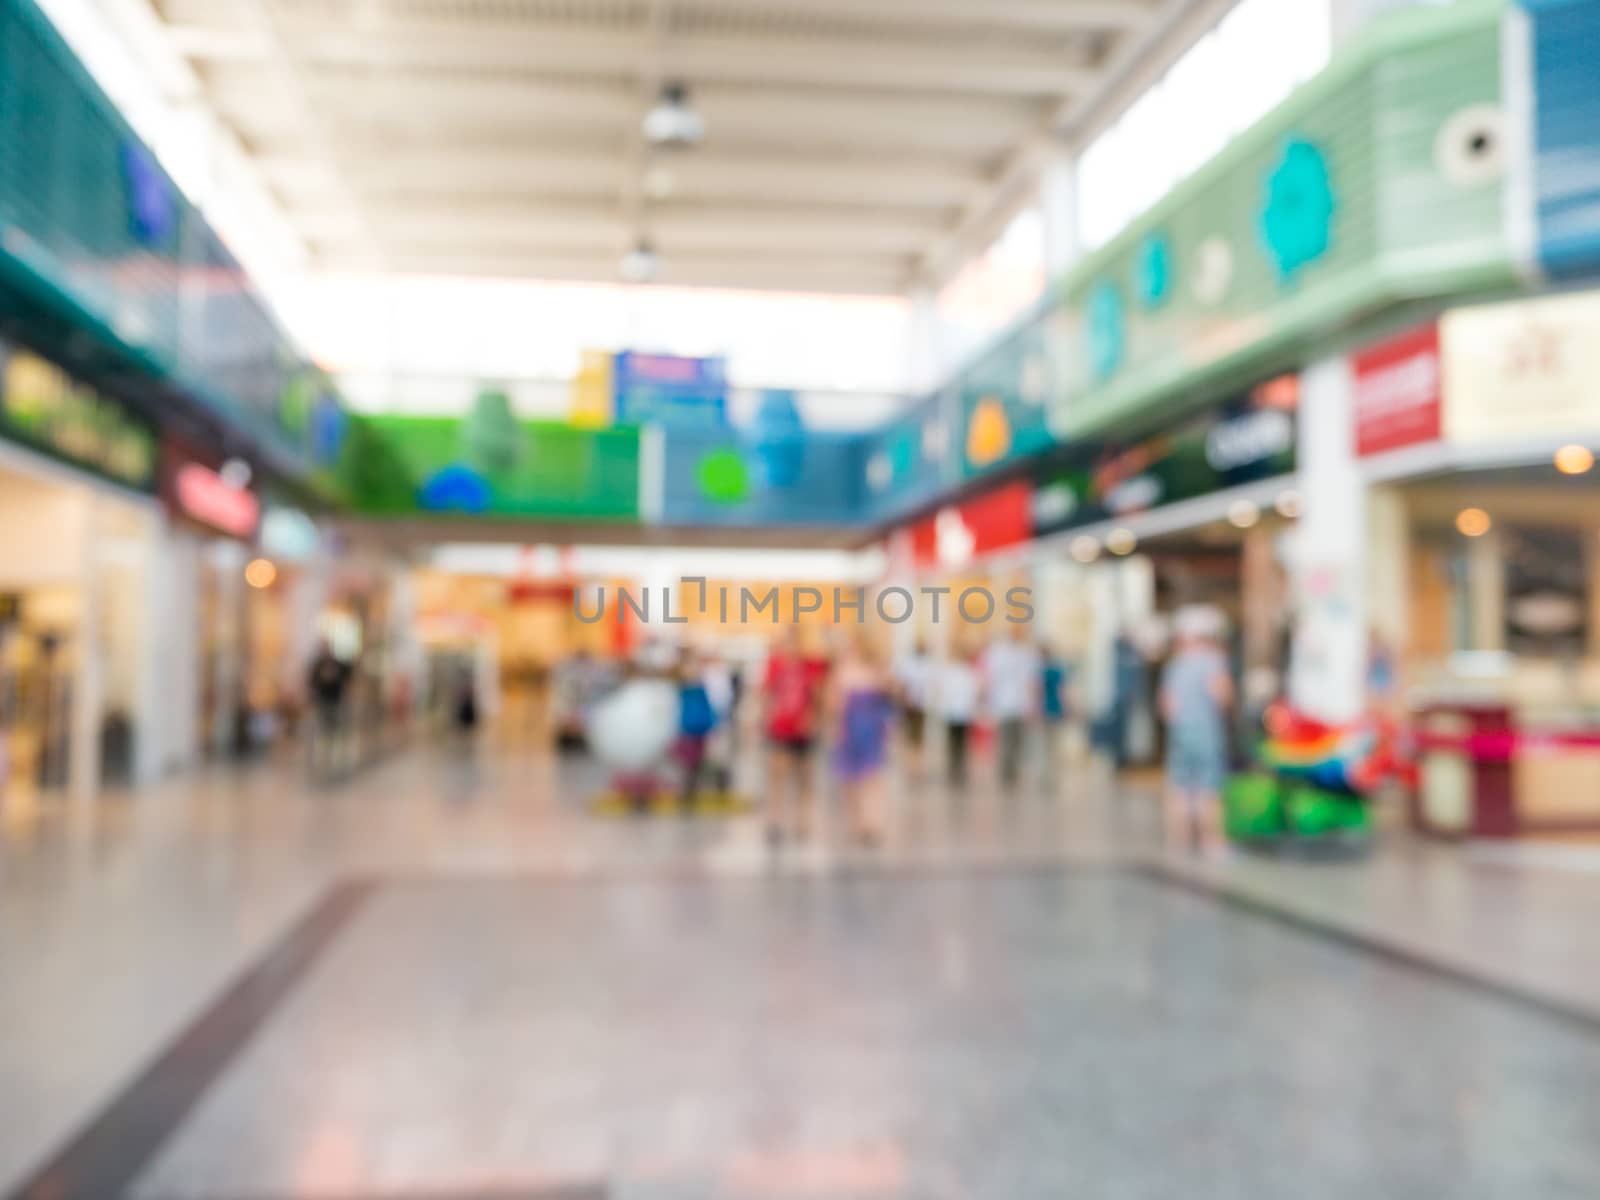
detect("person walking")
[830,633,894,846]
[982,626,1040,790]
[306,639,352,777]
[936,644,982,788]
[674,649,717,808]
[762,627,827,843]
[1159,606,1234,852]
[1039,642,1074,779]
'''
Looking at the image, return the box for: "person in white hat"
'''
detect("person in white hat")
[1159,604,1233,851]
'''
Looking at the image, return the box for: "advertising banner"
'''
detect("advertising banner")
[1442,292,1600,443]
[1031,375,1298,537]
[569,349,613,429]
[907,481,1033,570]
[1353,323,1441,456]
[0,338,158,491]
[335,411,641,521]
[612,352,728,429]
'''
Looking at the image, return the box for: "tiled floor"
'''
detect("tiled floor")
[3,742,1600,1198]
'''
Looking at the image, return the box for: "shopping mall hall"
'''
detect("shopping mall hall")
[4,0,1600,1196]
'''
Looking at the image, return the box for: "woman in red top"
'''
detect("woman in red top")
[763,626,827,844]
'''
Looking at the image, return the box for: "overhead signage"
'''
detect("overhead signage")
[1354,323,1442,456]
[569,349,613,429]
[0,340,158,491]
[1442,292,1600,444]
[611,351,728,429]
[174,462,261,539]
[907,481,1033,570]
[1032,375,1298,537]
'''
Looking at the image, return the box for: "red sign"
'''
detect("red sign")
[175,462,260,538]
[1354,324,1442,456]
[908,480,1032,569]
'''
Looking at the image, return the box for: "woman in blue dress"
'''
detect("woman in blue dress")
[830,632,894,847]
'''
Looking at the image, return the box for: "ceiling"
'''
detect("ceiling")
[144,0,1192,295]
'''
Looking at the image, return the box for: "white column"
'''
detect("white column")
[161,530,202,772]
[130,507,165,785]
[69,495,102,804]
[1290,354,1367,723]
[1038,151,1081,281]
[907,287,945,395]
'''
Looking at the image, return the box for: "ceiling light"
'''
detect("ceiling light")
[620,239,660,283]
[1228,500,1260,529]
[1455,507,1491,538]
[1107,528,1138,556]
[1554,444,1594,475]
[1274,489,1302,519]
[1069,535,1100,564]
[643,81,704,149]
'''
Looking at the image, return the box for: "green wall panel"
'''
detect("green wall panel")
[336,412,641,521]
[1041,0,1512,442]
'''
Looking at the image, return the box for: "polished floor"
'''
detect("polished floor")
[4,741,1600,1198]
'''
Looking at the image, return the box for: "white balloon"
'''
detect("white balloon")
[586,678,679,771]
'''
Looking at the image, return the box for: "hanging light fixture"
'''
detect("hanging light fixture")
[620,238,660,283]
[643,81,705,149]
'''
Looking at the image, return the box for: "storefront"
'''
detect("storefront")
[1351,294,1600,836]
[0,336,164,801]
[1025,375,1302,762]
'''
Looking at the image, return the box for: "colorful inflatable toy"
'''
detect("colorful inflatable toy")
[1223,704,1413,855]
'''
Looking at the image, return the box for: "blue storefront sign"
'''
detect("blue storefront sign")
[612,352,729,429]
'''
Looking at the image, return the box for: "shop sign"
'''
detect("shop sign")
[1353,324,1441,456]
[907,481,1032,569]
[174,462,260,538]
[1442,292,1600,443]
[1032,375,1298,537]
[612,352,728,429]
[0,341,158,491]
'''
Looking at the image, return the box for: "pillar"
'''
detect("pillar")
[1289,355,1367,723]
[907,287,945,396]
[1038,151,1081,281]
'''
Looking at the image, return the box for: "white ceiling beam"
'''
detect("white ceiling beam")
[296,206,942,255]
[163,18,1099,96]
[308,249,911,296]
[213,72,1037,156]
[690,0,1159,34]
[256,148,983,208]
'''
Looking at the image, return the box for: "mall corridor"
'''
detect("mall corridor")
[4,747,1600,1199]
[7,0,1600,1193]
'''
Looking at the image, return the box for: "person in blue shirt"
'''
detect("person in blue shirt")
[1039,643,1073,779]
[675,649,718,807]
